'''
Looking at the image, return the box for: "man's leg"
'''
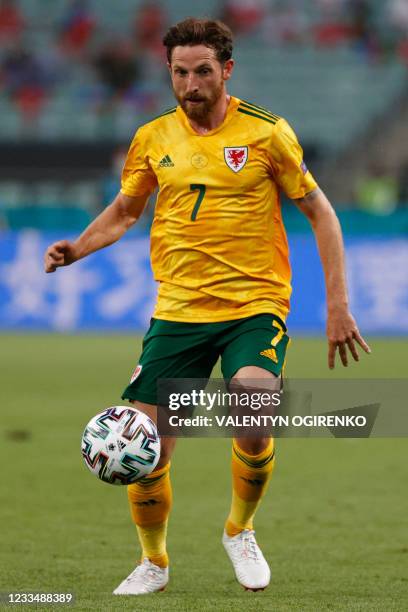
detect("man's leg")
[114,318,219,594]
[226,365,277,531]
[223,365,278,591]
[114,400,176,595]
[127,401,176,568]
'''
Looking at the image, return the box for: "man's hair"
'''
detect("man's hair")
[163,17,233,64]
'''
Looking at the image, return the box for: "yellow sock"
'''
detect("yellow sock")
[127,462,172,568]
[225,439,275,537]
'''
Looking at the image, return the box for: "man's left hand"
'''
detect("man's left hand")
[327,308,371,369]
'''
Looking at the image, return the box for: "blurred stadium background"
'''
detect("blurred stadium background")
[0,0,407,334]
[1,2,407,609]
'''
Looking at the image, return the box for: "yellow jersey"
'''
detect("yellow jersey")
[121,96,317,323]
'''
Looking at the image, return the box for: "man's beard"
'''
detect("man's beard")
[176,81,223,121]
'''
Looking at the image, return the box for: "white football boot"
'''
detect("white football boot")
[113,558,169,595]
[222,529,271,591]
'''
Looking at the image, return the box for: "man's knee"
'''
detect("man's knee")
[229,368,279,455]
[236,436,271,455]
[232,366,281,390]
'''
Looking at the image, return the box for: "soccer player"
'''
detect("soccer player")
[44,18,370,595]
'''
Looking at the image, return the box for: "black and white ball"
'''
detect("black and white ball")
[81,406,160,485]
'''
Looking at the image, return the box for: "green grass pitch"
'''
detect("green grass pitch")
[0,335,407,611]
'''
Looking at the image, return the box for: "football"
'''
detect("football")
[81,406,160,485]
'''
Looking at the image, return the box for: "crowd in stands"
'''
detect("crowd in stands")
[0,0,169,121]
[0,0,407,124]
[0,0,407,225]
[221,0,408,60]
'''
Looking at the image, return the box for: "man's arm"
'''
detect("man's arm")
[294,187,371,369]
[44,191,149,273]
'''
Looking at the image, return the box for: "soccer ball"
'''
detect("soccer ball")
[81,406,160,485]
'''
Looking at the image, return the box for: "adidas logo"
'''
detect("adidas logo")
[159,154,174,167]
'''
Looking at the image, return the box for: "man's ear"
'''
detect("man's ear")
[223,58,234,81]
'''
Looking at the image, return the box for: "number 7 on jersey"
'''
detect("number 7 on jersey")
[190,184,206,221]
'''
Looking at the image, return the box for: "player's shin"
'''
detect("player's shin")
[225,438,275,536]
[127,462,172,568]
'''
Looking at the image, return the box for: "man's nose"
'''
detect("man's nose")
[186,72,199,91]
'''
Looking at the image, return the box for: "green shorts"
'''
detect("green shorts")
[121,313,290,405]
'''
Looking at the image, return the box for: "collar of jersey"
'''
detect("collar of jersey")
[176,95,240,137]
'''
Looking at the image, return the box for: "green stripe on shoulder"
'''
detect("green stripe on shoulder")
[149,107,177,123]
[240,100,280,121]
[237,107,278,125]
[159,106,177,117]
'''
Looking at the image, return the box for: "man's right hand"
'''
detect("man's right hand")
[44,240,78,273]
[44,193,149,273]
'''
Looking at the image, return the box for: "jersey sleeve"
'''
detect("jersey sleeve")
[121,128,158,197]
[269,119,318,199]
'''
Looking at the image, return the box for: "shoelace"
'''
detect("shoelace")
[241,531,260,562]
[127,559,165,584]
[147,567,163,581]
[230,530,260,563]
